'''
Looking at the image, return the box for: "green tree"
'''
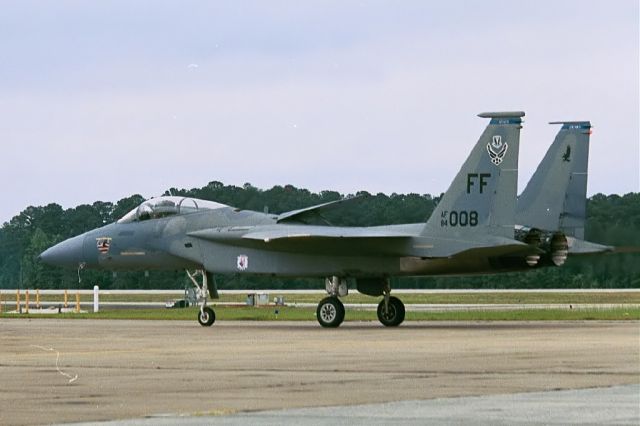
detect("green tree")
[0,183,637,290]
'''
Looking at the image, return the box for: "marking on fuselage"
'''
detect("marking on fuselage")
[120,251,146,256]
[96,237,112,254]
[413,244,434,249]
[237,254,249,271]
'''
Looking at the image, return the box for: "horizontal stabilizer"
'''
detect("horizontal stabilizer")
[567,237,614,254]
[610,246,640,254]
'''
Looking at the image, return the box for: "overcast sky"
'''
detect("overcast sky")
[1,0,638,223]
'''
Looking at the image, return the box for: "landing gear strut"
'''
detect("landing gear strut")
[317,276,348,328]
[187,269,215,327]
[376,281,405,327]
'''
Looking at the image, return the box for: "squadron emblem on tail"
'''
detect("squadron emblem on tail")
[487,135,508,165]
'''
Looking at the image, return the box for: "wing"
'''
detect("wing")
[187,225,539,259]
[188,225,415,256]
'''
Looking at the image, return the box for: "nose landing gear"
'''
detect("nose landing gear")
[187,269,216,327]
[198,306,215,326]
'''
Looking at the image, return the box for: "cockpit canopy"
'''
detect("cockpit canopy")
[117,196,227,223]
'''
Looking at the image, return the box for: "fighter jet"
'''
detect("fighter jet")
[41,111,545,328]
[515,121,612,267]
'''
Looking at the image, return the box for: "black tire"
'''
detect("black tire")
[377,296,405,327]
[316,297,345,328]
[198,306,216,327]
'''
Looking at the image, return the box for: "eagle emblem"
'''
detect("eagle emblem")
[487,135,508,165]
[562,145,571,162]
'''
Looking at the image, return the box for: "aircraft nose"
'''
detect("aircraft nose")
[39,235,86,268]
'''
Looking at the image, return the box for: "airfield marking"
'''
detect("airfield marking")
[30,345,79,383]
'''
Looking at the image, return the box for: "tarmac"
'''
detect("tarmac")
[0,319,638,425]
[6,302,639,312]
[73,385,640,425]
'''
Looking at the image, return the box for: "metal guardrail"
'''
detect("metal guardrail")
[1,289,639,295]
[1,289,638,314]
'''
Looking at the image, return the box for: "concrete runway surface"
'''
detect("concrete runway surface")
[73,385,640,426]
[0,319,638,425]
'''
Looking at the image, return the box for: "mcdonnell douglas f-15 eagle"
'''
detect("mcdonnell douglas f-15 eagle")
[42,111,562,328]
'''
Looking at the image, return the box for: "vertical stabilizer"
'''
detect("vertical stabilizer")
[422,112,524,239]
[517,121,591,239]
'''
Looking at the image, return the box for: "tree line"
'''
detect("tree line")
[0,181,638,290]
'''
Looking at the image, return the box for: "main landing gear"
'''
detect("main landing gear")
[316,277,406,328]
[316,296,345,328]
[374,279,405,327]
[317,277,348,328]
[377,296,405,327]
[187,269,215,327]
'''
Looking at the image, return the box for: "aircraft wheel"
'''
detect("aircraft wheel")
[377,296,405,327]
[198,306,216,327]
[316,297,345,328]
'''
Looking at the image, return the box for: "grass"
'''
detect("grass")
[2,290,639,322]
[4,291,640,305]
[2,306,639,322]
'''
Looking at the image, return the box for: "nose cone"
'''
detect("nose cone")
[40,234,86,268]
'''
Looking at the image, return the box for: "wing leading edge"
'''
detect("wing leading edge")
[276,195,366,224]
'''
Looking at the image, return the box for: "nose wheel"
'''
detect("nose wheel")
[198,306,216,327]
[187,269,216,327]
